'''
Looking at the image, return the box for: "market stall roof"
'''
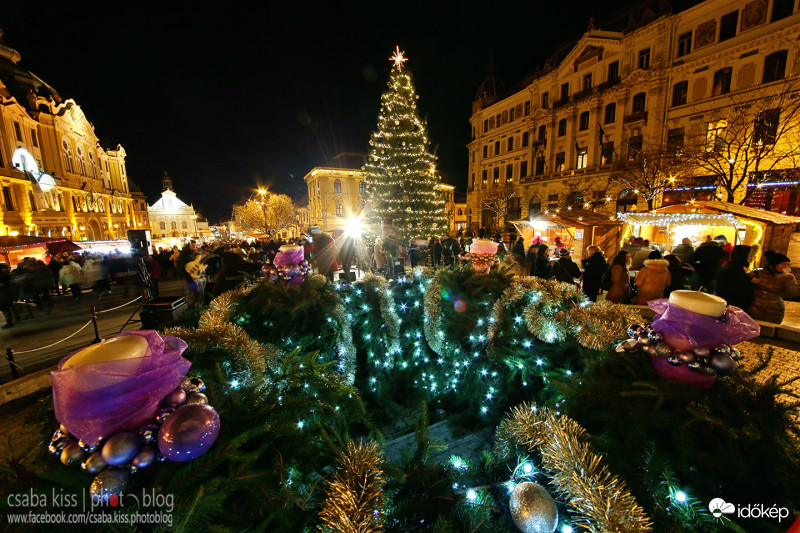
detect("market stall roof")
[511,209,620,229]
[0,236,82,254]
[692,200,800,225]
[616,211,741,228]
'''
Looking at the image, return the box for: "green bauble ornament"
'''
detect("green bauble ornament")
[509,482,558,533]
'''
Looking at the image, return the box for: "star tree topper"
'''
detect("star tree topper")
[390,46,407,70]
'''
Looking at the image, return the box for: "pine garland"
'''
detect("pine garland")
[520,278,587,344]
[422,269,447,357]
[496,402,653,532]
[319,441,386,533]
[358,273,401,358]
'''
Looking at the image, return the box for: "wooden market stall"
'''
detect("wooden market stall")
[0,236,83,267]
[617,201,800,266]
[510,209,622,262]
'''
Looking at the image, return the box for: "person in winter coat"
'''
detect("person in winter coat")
[634,251,671,304]
[664,254,693,297]
[431,238,442,268]
[630,240,654,271]
[0,264,14,328]
[309,228,338,281]
[511,237,525,264]
[716,245,757,310]
[532,245,551,278]
[748,250,798,324]
[581,246,607,302]
[606,251,632,304]
[670,238,695,266]
[373,238,387,274]
[59,259,84,299]
[549,248,581,285]
[213,249,262,297]
[691,239,726,292]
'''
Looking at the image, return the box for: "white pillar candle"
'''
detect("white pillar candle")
[62,335,149,369]
[668,290,727,318]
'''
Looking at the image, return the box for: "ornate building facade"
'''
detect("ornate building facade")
[467,0,800,230]
[0,40,138,241]
[148,172,208,239]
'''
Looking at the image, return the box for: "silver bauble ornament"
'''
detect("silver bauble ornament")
[163,387,187,407]
[627,324,643,338]
[667,354,683,366]
[49,434,73,455]
[615,343,627,353]
[132,446,157,469]
[138,424,159,444]
[713,344,731,355]
[729,347,743,361]
[642,345,658,357]
[637,335,652,346]
[185,392,209,405]
[101,432,140,466]
[687,360,703,371]
[693,347,710,358]
[181,377,206,393]
[648,330,663,343]
[155,407,175,424]
[60,442,84,466]
[621,338,639,352]
[710,353,736,375]
[655,342,673,357]
[81,452,108,474]
[677,351,696,364]
[509,482,558,533]
[90,468,129,504]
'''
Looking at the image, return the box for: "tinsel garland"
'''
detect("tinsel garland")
[522,279,588,344]
[496,403,653,532]
[333,301,357,385]
[358,273,401,358]
[319,441,385,533]
[422,268,448,357]
[487,277,549,342]
[567,300,643,351]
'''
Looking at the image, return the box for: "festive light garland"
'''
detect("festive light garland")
[422,268,448,357]
[496,403,653,532]
[357,273,402,358]
[568,300,643,351]
[521,279,589,344]
[318,441,386,533]
[616,212,740,227]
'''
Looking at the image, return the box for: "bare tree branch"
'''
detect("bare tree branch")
[233,194,297,236]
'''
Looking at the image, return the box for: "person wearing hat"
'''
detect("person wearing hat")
[716,245,758,310]
[634,250,671,305]
[748,250,798,324]
[549,247,581,287]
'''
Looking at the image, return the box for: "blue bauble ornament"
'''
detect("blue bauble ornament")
[90,468,129,504]
[132,446,157,469]
[158,404,220,462]
[82,452,108,474]
[101,432,140,466]
[710,353,736,375]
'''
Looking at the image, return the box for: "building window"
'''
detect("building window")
[62,140,74,173]
[713,68,732,95]
[582,73,592,91]
[471,173,475,187]
[719,11,739,41]
[89,152,99,179]
[638,48,650,70]
[772,0,794,21]
[336,202,344,217]
[604,102,616,124]
[535,156,545,175]
[601,142,614,165]
[528,197,542,215]
[763,50,788,83]
[170,221,177,230]
[334,179,342,193]
[483,145,488,158]
[359,181,365,195]
[507,137,514,151]
[560,82,569,100]
[667,127,685,152]
[509,107,515,122]
[706,120,728,153]
[524,101,531,115]
[541,92,549,109]
[31,128,39,148]
[555,152,566,172]
[628,135,643,160]
[13,122,22,142]
[535,126,544,142]
[754,108,780,145]
[493,167,500,185]
[579,111,590,131]
[482,170,488,186]
[520,160,528,178]
[608,60,619,81]
[181,221,188,229]
[677,31,692,57]
[76,146,87,176]
[494,141,501,155]
[617,189,638,212]
[3,186,14,211]
[632,92,646,113]
[159,222,166,230]
[672,81,688,106]
[506,164,514,181]
[576,148,588,169]
[483,119,488,132]
[557,119,567,136]
[522,131,531,147]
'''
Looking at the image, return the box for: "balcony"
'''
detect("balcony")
[596,77,620,92]
[573,87,594,102]
[552,97,569,109]
[623,111,648,124]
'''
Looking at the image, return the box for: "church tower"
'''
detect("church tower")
[162,170,174,191]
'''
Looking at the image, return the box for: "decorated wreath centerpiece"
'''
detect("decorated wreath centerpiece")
[48,330,220,502]
[463,238,498,275]
[618,290,760,387]
[273,244,310,286]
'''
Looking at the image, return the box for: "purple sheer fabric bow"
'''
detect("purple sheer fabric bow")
[51,330,190,444]
[273,248,303,268]
[648,298,760,350]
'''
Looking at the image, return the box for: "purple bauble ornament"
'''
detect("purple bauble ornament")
[158,404,220,462]
[132,446,157,469]
[710,353,736,375]
[101,432,140,466]
[163,387,187,408]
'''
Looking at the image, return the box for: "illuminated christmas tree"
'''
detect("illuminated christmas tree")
[363,46,448,241]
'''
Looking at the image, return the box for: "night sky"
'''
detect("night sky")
[4,1,686,222]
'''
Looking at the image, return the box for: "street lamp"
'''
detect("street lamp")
[257,188,270,236]
[191,214,199,238]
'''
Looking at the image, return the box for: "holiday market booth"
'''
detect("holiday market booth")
[511,209,622,262]
[0,235,82,267]
[617,201,800,264]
